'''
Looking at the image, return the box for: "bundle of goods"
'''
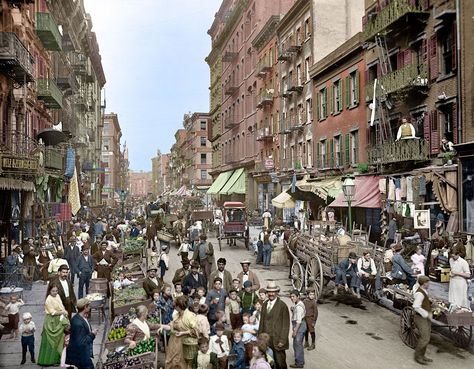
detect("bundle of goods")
[123,239,146,254]
[103,338,156,369]
[113,286,147,307]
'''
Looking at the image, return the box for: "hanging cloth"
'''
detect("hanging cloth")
[406,176,414,202]
[419,175,427,196]
[400,177,407,199]
[388,179,396,201]
[379,178,386,194]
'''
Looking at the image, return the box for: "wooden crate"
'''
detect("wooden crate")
[102,351,156,369]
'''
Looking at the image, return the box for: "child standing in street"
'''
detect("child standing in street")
[225,289,242,329]
[159,244,169,283]
[178,238,192,261]
[19,312,35,364]
[229,329,245,369]
[6,294,24,339]
[303,288,318,351]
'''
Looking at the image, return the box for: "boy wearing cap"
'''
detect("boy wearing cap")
[240,281,258,314]
[334,252,360,297]
[412,276,433,365]
[19,312,36,364]
[209,322,230,369]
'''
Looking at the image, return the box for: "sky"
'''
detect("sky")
[84,0,222,171]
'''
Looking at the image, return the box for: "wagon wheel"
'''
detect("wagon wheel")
[291,260,304,292]
[449,325,473,348]
[399,306,419,349]
[305,255,323,298]
[363,278,379,302]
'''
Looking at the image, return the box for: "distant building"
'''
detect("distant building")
[129,171,152,197]
[101,113,122,205]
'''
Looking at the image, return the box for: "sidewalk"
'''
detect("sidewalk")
[0,280,108,369]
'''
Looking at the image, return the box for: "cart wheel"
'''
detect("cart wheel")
[363,279,379,302]
[399,306,419,349]
[449,325,473,348]
[305,255,323,298]
[291,261,304,292]
[218,237,222,252]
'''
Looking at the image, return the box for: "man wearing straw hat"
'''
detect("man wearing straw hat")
[236,260,260,292]
[259,280,290,369]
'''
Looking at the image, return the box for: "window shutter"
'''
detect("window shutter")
[316,92,320,121]
[340,135,345,167]
[422,38,428,64]
[429,34,438,81]
[397,52,404,69]
[345,76,350,108]
[345,133,350,165]
[329,85,333,115]
[452,22,457,70]
[452,103,458,144]
[316,142,321,168]
[337,81,343,112]
[423,112,430,142]
[404,49,412,66]
[354,133,359,163]
[355,70,360,105]
[308,18,312,36]
[325,140,328,168]
[329,138,334,168]
[430,110,439,154]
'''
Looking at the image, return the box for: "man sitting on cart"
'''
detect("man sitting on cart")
[334,252,361,298]
[357,252,382,299]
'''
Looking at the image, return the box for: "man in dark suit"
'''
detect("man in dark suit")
[51,264,77,319]
[259,280,290,369]
[172,259,191,285]
[182,260,207,295]
[208,258,232,292]
[64,236,81,285]
[143,267,161,299]
[92,241,117,281]
[66,298,97,369]
[76,247,95,299]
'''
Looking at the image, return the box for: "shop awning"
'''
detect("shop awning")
[219,168,246,195]
[297,176,343,200]
[329,176,381,208]
[0,177,34,191]
[207,170,234,195]
[272,191,295,209]
[176,185,187,196]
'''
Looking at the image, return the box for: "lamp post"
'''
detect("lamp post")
[342,174,356,234]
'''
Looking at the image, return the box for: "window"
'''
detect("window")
[440,25,456,75]
[439,103,454,142]
[350,130,359,165]
[320,140,326,168]
[304,17,312,38]
[200,153,206,164]
[200,121,207,131]
[306,99,312,123]
[334,135,341,167]
[305,57,311,81]
[347,71,359,107]
[333,79,342,113]
[200,170,207,180]
[317,88,328,120]
[297,64,302,85]
[200,137,207,147]
[306,140,312,168]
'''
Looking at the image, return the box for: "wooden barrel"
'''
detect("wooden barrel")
[89,278,108,294]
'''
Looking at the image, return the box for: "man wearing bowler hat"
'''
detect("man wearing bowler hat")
[236,260,260,292]
[259,280,290,369]
[182,260,207,295]
[172,258,191,286]
[143,267,161,299]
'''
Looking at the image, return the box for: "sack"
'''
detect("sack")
[92,271,98,279]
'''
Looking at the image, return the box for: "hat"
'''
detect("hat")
[264,280,280,292]
[436,213,445,222]
[418,276,430,285]
[69,236,76,242]
[181,259,190,265]
[22,312,32,320]
[240,259,251,265]
[147,267,158,273]
[76,298,90,309]
[348,252,357,259]
[215,322,225,332]
[190,260,200,269]
[58,264,69,271]
[243,280,253,288]
[393,243,403,252]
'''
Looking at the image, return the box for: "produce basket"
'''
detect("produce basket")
[103,352,156,369]
[157,230,174,243]
[446,312,474,326]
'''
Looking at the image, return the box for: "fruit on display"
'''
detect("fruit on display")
[108,327,126,341]
[146,316,160,324]
[123,239,146,253]
[113,286,147,305]
[126,337,156,356]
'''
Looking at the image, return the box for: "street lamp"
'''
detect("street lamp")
[342,174,356,234]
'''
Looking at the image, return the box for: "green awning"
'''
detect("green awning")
[207,170,234,195]
[219,168,246,195]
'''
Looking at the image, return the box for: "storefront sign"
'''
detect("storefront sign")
[0,155,38,174]
[264,158,274,170]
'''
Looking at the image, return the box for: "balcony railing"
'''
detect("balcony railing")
[36,12,62,51]
[44,147,64,171]
[256,127,273,142]
[71,53,87,75]
[256,58,272,77]
[0,130,39,157]
[0,32,35,84]
[37,79,63,109]
[56,74,78,95]
[363,0,429,42]
[222,51,238,62]
[365,63,428,101]
[224,115,240,129]
[256,90,274,108]
[287,76,303,93]
[366,139,430,165]
[277,49,292,62]
[224,81,238,95]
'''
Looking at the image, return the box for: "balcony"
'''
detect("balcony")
[256,90,274,108]
[256,59,272,77]
[36,12,62,51]
[0,130,39,157]
[256,127,273,142]
[365,63,428,101]
[44,147,64,171]
[363,0,429,42]
[222,51,238,62]
[277,49,292,62]
[366,139,430,165]
[287,39,302,54]
[287,77,303,93]
[56,74,78,95]
[224,115,240,129]
[224,81,238,96]
[37,79,63,109]
[0,32,35,84]
[71,53,87,75]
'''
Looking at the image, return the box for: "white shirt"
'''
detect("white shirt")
[209,334,230,358]
[178,243,191,253]
[242,272,249,284]
[59,278,70,298]
[413,287,430,319]
[291,300,306,323]
[357,258,377,275]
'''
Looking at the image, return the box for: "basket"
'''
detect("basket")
[445,312,474,326]
[157,231,174,243]
[102,351,156,369]
[89,278,108,294]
